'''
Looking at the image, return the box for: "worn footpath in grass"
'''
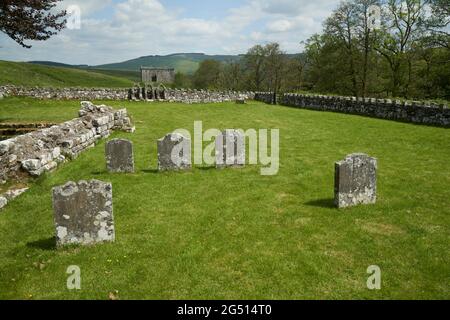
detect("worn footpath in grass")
[0,98,449,299]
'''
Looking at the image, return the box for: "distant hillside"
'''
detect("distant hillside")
[0,61,134,88]
[83,69,141,83]
[23,52,303,85]
[28,61,89,69]
[94,53,243,74]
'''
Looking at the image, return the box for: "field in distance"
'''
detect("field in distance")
[0,61,134,88]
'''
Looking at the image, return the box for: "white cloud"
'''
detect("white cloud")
[55,0,112,17]
[0,0,342,65]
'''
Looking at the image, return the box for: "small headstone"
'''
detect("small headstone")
[106,139,134,173]
[236,99,246,104]
[157,133,191,171]
[52,180,115,246]
[334,153,377,208]
[216,130,245,168]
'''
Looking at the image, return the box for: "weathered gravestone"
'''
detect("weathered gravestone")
[157,133,191,171]
[334,153,377,208]
[216,130,245,168]
[52,180,115,246]
[106,139,134,173]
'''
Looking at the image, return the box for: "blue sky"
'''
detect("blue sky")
[0,0,341,65]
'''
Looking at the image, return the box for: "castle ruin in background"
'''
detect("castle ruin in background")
[141,67,175,84]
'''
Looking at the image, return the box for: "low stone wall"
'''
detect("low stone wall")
[0,85,255,104]
[0,85,127,100]
[166,89,254,104]
[0,101,134,183]
[254,92,276,105]
[254,92,450,127]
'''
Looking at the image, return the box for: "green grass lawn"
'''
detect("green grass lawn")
[0,61,133,88]
[0,97,449,300]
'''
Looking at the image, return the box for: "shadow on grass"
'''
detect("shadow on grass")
[305,198,335,209]
[27,237,56,251]
[141,169,159,174]
[91,170,107,175]
[196,166,216,171]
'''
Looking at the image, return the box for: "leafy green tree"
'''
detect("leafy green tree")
[375,0,428,97]
[193,60,222,89]
[243,45,268,91]
[325,1,359,96]
[219,61,244,91]
[173,72,192,89]
[264,43,286,93]
[423,0,450,49]
[0,0,66,48]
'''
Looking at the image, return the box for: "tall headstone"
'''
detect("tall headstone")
[334,153,377,208]
[216,130,245,168]
[106,139,134,173]
[157,133,191,171]
[52,180,115,246]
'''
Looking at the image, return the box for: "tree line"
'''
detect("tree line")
[178,0,449,100]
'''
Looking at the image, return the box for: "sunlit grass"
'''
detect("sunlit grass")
[0,98,449,299]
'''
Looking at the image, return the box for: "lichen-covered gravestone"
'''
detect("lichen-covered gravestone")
[52,180,115,246]
[106,139,134,173]
[216,130,246,168]
[334,153,377,208]
[157,133,191,171]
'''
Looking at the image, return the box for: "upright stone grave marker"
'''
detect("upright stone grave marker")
[52,180,115,246]
[157,133,191,171]
[216,130,245,168]
[106,139,134,173]
[334,153,377,208]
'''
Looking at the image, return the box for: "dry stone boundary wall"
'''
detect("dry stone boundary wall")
[0,86,255,104]
[254,92,450,127]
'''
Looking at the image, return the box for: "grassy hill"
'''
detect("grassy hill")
[95,53,243,74]
[0,61,134,88]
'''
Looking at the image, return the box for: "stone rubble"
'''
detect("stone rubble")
[0,101,134,183]
[0,187,29,211]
